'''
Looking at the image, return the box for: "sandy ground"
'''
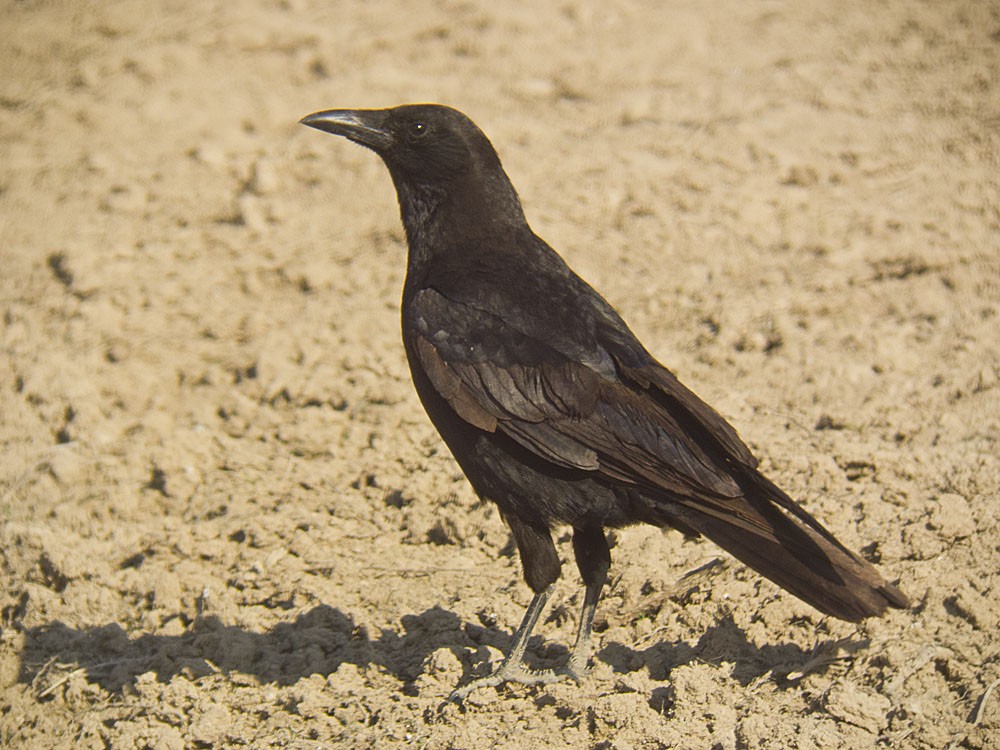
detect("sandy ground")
[2,1,998,748]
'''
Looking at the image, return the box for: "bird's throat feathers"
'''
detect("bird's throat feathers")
[392,166,527,270]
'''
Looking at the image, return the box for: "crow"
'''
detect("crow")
[300,104,908,700]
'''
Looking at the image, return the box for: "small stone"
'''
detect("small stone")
[928,493,976,538]
[248,158,279,195]
[192,145,227,168]
[781,165,819,187]
[824,683,890,733]
[48,448,83,484]
[145,725,185,750]
[189,704,230,746]
[422,646,463,678]
[238,194,268,232]
[514,77,557,100]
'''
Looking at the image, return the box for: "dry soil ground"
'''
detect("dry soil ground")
[1,1,998,748]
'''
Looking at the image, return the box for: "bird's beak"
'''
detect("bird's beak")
[299,109,393,151]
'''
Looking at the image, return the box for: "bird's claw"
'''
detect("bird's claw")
[446,658,590,703]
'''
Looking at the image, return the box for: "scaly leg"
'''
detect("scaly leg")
[448,522,610,701]
[564,523,610,678]
[564,558,607,678]
[448,583,561,701]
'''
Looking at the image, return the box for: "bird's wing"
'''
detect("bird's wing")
[408,287,747,499]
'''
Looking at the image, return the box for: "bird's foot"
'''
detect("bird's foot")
[447,657,590,703]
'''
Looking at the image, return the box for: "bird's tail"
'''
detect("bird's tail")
[676,478,909,622]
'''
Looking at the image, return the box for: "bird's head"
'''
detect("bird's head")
[301,104,504,184]
[300,104,524,243]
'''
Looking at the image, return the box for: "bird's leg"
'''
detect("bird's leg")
[448,521,611,701]
[563,562,607,677]
[564,524,610,678]
[448,516,565,701]
[448,583,560,701]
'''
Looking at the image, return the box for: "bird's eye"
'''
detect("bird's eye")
[408,121,428,139]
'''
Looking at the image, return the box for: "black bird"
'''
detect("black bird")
[300,104,908,699]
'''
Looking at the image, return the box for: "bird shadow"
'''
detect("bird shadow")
[599,613,856,687]
[15,607,860,702]
[15,604,472,696]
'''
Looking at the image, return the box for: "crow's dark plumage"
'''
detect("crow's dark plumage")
[300,104,909,699]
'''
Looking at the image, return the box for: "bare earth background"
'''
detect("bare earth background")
[2,1,998,748]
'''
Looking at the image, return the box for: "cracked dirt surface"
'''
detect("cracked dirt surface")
[2,2,998,748]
